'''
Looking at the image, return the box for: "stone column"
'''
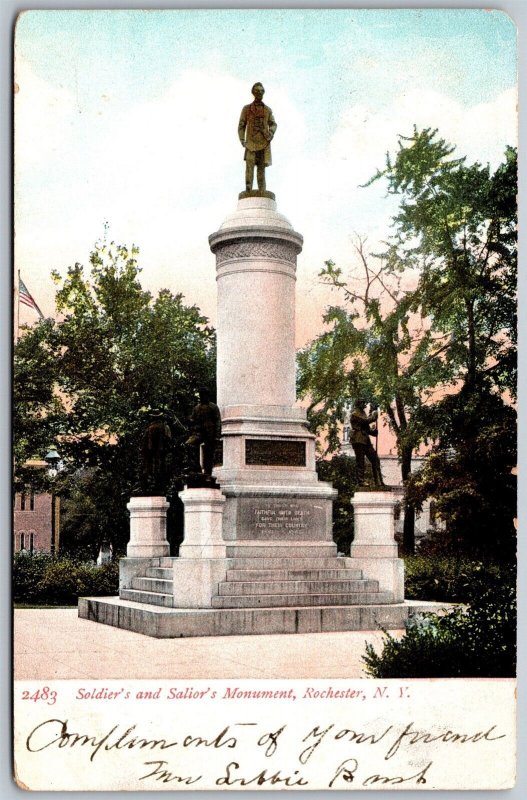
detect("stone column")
[349,491,404,602]
[126,496,170,558]
[210,194,302,411]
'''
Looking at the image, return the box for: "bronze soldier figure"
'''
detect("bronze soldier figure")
[139,409,173,494]
[350,400,385,487]
[185,387,222,481]
[238,82,277,192]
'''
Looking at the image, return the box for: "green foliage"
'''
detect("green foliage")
[316,454,357,553]
[369,129,516,398]
[12,553,52,604]
[363,571,516,678]
[407,389,517,561]
[13,553,119,606]
[14,232,215,555]
[404,555,506,603]
[13,319,65,481]
[297,131,516,555]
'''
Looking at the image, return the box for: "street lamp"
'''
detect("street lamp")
[44,448,61,477]
[44,447,61,554]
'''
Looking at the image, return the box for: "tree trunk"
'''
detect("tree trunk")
[465,297,477,390]
[402,506,415,555]
[400,444,415,555]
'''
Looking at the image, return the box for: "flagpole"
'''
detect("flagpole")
[14,268,20,344]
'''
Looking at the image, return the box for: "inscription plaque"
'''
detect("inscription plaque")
[245,439,306,467]
[237,498,327,540]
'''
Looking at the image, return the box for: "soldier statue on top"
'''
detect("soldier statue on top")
[238,82,277,193]
[350,399,385,488]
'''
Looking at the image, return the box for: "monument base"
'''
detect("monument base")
[81,486,416,636]
[79,591,449,638]
[349,490,405,602]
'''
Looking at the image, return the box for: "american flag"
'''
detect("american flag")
[19,277,44,318]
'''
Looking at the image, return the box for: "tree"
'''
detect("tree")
[405,389,517,563]
[370,130,517,558]
[298,131,517,555]
[298,237,451,553]
[14,235,216,555]
[367,129,516,399]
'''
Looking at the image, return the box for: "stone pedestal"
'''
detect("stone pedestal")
[173,487,229,609]
[349,491,404,602]
[178,488,226,558]
[125,496,170,558]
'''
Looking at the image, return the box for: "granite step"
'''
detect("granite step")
[120,588,173,607]
[218,579,379,596]
[131,577,174,593]
[158,555,352,570]
[145,567,175,579]
[212,591,394,609]
[229,557,350,570]
[226,568,363,582]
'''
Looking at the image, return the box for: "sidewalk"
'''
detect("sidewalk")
[14,609,401,680]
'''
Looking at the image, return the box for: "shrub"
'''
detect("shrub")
[13,553,119,606]
[362,576,516,678]
[12,553,53,604]
[404,555,506,603]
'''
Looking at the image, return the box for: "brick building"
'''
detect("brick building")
[13,460,60,554]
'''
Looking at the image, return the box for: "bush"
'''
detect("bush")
[363,576,516,678]
[13,553,119,606]
[12,553,53,604]
[404,555,506,603]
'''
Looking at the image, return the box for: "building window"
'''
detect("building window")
[19,490,35,511]
[343,426,350,443]
[19,532,25,551]
[28,532,35,553]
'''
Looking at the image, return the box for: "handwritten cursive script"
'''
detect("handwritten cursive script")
[23,714,509,790]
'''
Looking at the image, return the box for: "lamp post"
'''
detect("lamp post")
[44,448,62,555]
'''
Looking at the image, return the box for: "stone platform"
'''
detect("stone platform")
[79,593,447,639]
[79,550,446,638]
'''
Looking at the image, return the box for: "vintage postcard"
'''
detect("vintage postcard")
[13,8,518,791]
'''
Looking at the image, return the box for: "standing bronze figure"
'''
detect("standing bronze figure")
[350,400,385,487]
[185,387,222,483]
[238,82,277,192]
[139,410,173,495]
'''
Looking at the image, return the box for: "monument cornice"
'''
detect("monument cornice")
[208,226,303,255]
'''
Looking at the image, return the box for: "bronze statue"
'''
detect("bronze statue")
[350,400,385,487]
[185,387,222,483]
[139,410,173,494]
[238,82,277,192]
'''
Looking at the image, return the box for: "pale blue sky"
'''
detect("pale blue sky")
[15,9,517,342]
